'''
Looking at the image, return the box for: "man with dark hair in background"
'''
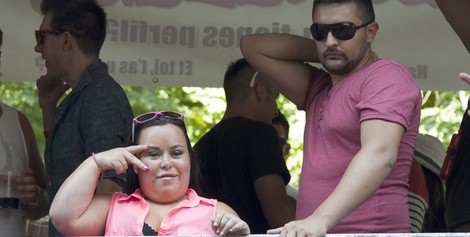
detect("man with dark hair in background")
[272,111,298,200]
[194,58,295,233]
[33,0,133,235]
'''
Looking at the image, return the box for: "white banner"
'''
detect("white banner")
[0,0,469,90]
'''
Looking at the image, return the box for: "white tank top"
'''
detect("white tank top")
[0,103,29,195]
[0,103,28,236]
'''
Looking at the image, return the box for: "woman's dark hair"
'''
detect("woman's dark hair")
[124,115,203,195]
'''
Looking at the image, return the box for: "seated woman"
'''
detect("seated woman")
[49,111,250,236]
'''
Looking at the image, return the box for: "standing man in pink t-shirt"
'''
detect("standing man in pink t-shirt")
[241,0,422,236]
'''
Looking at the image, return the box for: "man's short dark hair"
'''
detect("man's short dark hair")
[40,0,107,56]
[223,58,256,105]
[312,0,375,23]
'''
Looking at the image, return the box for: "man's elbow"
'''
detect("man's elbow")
[240,34,258,58]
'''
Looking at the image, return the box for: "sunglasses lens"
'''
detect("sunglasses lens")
[333,23,356,40]
[161,111,184,119]
[310,24,326,41]
[135,113,157,123]
[310,22,361,41]
[35,31,42,44]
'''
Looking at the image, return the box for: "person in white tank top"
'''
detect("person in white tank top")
[0,102,48,236]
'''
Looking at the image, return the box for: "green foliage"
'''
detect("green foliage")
[1,81,468,188]
[0,81,46,153]
[420,90,469,147]
[122,85,228,144]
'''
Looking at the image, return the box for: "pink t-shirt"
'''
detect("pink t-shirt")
[297,58,421,233]
[105,188,217,236]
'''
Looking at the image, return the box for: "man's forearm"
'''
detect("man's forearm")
[436,0,470,53]
[241,33,320,63]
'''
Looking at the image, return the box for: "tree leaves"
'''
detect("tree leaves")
[2,81,467,187]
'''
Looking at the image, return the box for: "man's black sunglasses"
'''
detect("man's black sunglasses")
[310,21,373,41]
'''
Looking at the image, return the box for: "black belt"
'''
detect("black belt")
[0,197,20,209]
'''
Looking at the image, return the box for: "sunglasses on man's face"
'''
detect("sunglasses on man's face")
[132,111,185,142]
[34,29,80,45]
[310,21,372,41]
[35,29,64,45]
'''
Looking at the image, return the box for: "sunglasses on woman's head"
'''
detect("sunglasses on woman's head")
[310,21,373,41]
[132,111,184,142]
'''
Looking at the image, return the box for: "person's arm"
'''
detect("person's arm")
[50,157,110,236]
[15,112,49,220]
[49,145,149,236]
[240,33,319,108]
[269,120,404,236]
[36,75,70,136]
[436,0,470,54]
[254,173,296,228]
[213,202,250,236]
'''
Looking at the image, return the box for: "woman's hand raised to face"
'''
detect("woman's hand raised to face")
[92,145,150,174]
